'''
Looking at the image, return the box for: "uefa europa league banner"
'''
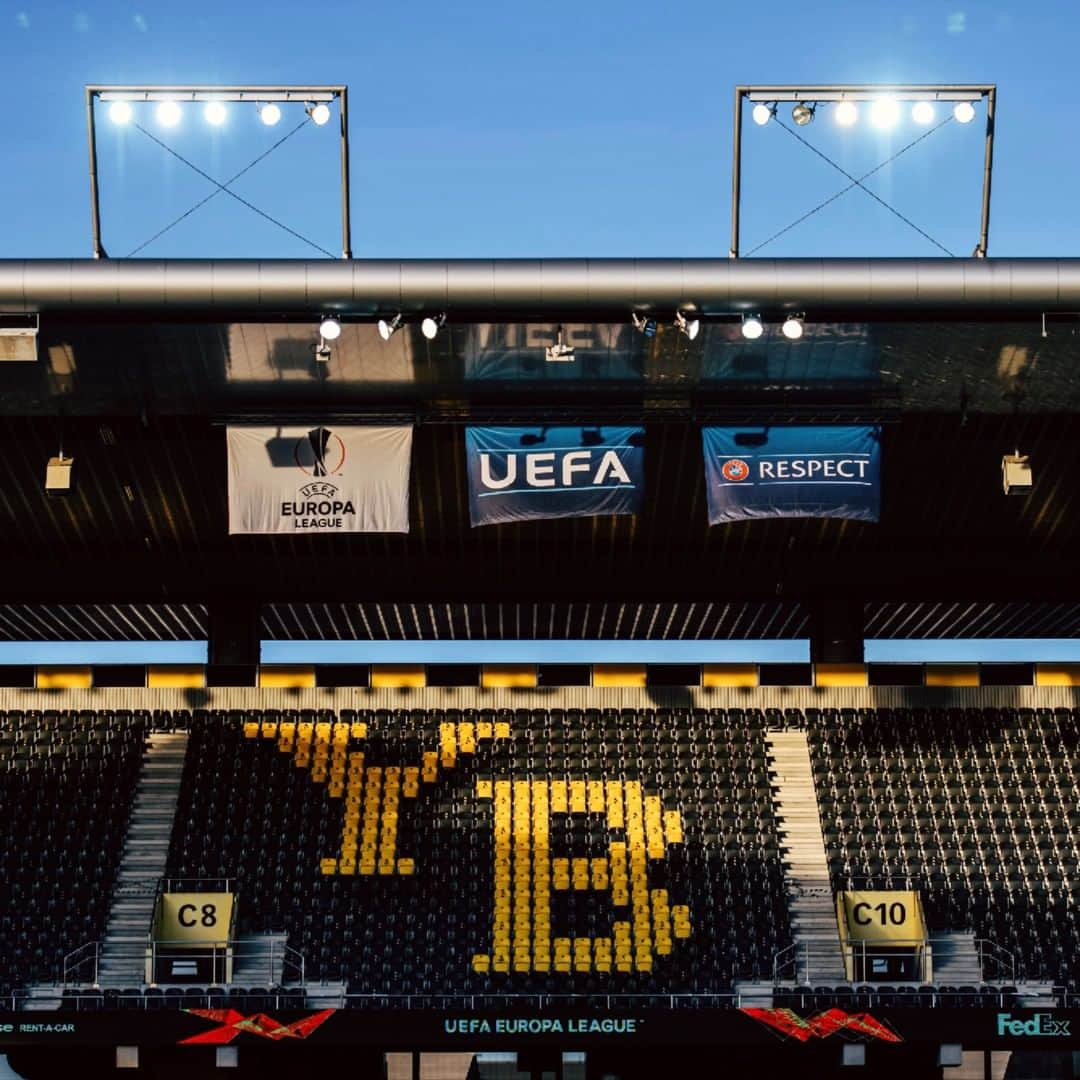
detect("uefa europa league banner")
[702,425,881,524]
[466,426,645,526]
[226,425,412,534]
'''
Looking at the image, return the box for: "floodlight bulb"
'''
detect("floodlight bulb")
[204,101,227,126]
[259,103,282,126]
[421,314,446,340]
[870,97,900,130]
[741,315,764,341]
[781,315,805,340]
[792,103,815,127]
[156,100,181,128]
[752,103,773,126]
[912,101,935,125]
[377,315,403,341]
[319,317,341,341]
[309,103,331,126]
[835,101,858,127]
[953,101,976,124]
[109,101,132,125]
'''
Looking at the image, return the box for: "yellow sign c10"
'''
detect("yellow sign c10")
[156,893,233,946]
[840,891,924,943]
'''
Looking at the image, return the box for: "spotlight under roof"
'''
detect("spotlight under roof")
[319,317,341,341]
[421,314,446,340]
[674,311,700,341]
[377,314,403,341]
[259,103,282,126]
[109,101,132,125]
[792,102,815,126]
[204,101,227,126]
[308,103,331,126]
[741,315,764,340]
[632,313,657,338]
[781,314,805,341]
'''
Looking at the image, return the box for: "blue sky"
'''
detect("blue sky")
[1,0,1076,259]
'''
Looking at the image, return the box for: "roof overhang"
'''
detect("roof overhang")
[2,258,1079,321]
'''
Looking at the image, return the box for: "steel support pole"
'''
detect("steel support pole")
[339,86,353,259]
[85,89,106,259]
[976,86,996,257]
[729,87,744,258]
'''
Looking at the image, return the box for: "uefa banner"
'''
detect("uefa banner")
[226,425,412,534]
[466,426,644,526]
[702,425,881,524]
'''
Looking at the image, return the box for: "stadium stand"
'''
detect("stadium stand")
[164,706,792,1001]
[808,706,1079,988]
[0,709,147,994]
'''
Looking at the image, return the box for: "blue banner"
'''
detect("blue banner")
[702,426,881,524]
[466,426,645,526]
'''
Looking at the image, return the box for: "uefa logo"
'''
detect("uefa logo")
[721,458,750,482]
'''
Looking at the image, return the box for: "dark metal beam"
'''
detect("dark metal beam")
[4,258,1080,317]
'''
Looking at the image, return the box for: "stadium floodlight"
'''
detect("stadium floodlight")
[545,325,576,362]
[912,101,935,125]
[45,454,74,496]
[1002,452,1032,495]
[731,84,997,257]
[674,311,700,341]
[869,96,900,129]
[156,100,181,128]
[752,103,775,126]
[377,314,403,341]
[86,85,352,258]
[781,314,805,340]
[834,101,858,127]
[421,314,446,340]
[741,315,765,340]
[318,316,341,341]
[631,313,658,338]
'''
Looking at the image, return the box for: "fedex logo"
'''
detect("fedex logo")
[996,1013,1071,1037]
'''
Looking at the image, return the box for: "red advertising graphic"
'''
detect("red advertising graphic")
[179,1009,335,1045]
[741,1007,902,1044]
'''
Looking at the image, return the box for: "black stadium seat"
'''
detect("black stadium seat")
[808,706,1080,987]
[163,707,793,1001]
[0,709,147,992]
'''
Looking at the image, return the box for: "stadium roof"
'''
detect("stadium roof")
[0,257,1077,646]
[4,257,1080,317]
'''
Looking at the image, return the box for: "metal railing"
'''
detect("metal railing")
[773,936,1020,988]
[59,936,304,989]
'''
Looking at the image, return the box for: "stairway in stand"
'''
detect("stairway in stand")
[767,730,847,985]
[95,731,189,987]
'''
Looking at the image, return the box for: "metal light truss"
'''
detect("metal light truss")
[85,84,352,259]
[729,83,997,259]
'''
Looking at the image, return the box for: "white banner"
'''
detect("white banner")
[227,425,412,534]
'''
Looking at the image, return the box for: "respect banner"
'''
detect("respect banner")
[702,426,881,524]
